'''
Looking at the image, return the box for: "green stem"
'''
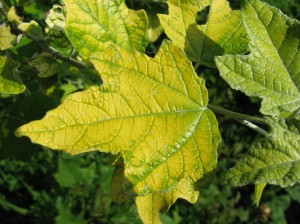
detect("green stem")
[26,33,86,70]
[208,104,267,125]
[47,46,86,70]
[237,120,268,136]
[193,61,201,71]
[208,104,268,136]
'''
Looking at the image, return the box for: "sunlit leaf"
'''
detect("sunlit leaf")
[254,183,267,206]
[16,41,221,198]
[136,178,199,224]
[0,56,25,94]
[223,117,300,187]
[0,25,17,50]
[215,0,300,116]
[18,20,44,41]
[158,0,248,66]
[64,0,148,58]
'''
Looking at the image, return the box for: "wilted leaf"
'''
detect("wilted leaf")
[158,0,248,66]
[16,41,221,197]
[0,56,25,94]
[223,117,300,187]
[215,0,300,116]
[64,0,148,58]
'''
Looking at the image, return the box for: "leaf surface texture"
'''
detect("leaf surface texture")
[223,117,300,187]
[16,41,221,196]
[64,0,148,58]
[158,0,248,66]
[216,0,300,115]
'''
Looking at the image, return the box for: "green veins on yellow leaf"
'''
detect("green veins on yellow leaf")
[15,41,221,197]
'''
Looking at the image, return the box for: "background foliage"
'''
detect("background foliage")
[1,0,300,223]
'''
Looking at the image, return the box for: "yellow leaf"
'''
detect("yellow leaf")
[16,41,221,196]
[158,0,248,66]
[64,0,148,58]
[136,178,199,224]
[0,25,17,50]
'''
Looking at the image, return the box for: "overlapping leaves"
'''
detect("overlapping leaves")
[216,0,300,116]
[158,0,248,66]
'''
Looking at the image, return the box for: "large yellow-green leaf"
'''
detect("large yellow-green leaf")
[158,0,248,66]
[215,0,300,116]
[16,41,221,196]
[0,56,25,94]
[136,178,199,224]
[223,117,300,187]
[64,0,148,58]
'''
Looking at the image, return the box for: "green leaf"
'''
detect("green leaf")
[254,183,266,206]
[158,0,248,66]
[18,20,44,41]
[16,41,221,197]
[55,197,86,224]
[223,117,300,187]
[64,0,148,58]
[54,155,96,187]
[29,52,60,78]
[215,0,300,116]
[0,25,17,50]
[0,56,25,94]
[136,178,199,224]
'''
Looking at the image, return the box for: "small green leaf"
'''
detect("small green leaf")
[18,20,44,41]
[0,56,25,94]
[16,41,221,197]
[158,0,248,66]
[215,0,300,116]
[254,183,267,206]
[64,0,148,58]
[0,25,17,50]
[54,155,96,187]
[223,117,300,187]
[29,52,60,78]
[136,178,199,224]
